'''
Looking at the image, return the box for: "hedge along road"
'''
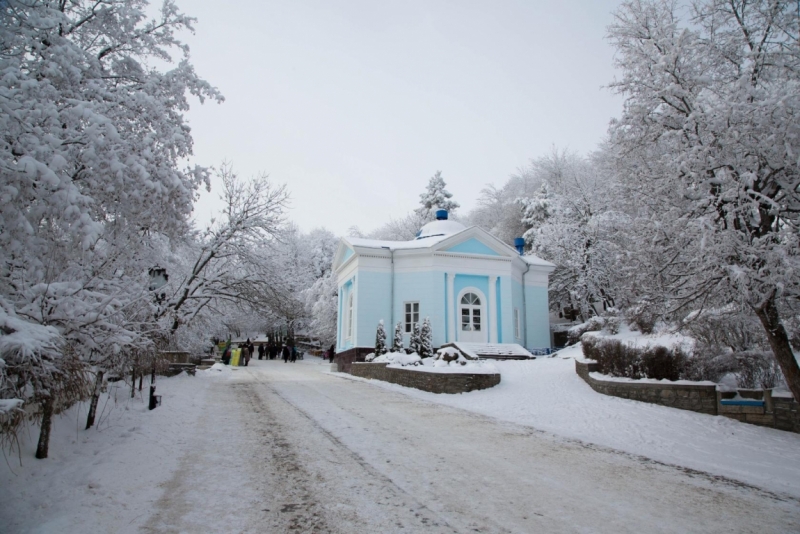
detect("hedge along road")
[144,359,800,533]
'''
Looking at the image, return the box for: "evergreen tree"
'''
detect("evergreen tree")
[392,322,404,353]
[419,317,433,358]
[374,320,387,356]
[415,171,460,220]
[409,322,422,354]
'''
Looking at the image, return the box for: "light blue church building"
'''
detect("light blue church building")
[332,211,555,354]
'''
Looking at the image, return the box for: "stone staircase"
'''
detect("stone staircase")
[197,358,217,371]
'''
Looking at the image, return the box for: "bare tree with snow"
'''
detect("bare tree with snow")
[607,0,800,399]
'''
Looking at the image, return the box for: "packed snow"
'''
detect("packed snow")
[1,357,799,532]
[339,344,800,498]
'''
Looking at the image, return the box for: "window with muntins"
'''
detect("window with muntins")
[404,302,419,333]
[460,292,481,332]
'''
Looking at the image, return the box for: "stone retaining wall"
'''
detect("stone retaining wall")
[575,360,718,415]
[575,360,800,433]
[351,363,500,394]
[333,347,373,373]
[718,390,800,433]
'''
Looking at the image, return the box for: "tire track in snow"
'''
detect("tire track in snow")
[246,369,464,533]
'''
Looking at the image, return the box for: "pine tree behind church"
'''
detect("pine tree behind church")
[419,317,433,358]
[415,170,460,221]
[374,320,388,356]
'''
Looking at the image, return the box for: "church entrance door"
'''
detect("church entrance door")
[458,291,487,343]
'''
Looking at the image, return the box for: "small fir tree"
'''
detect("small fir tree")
[374,320,387,356]
[392,322,404,353]
[419,317,433,358]
[409,322,422,355]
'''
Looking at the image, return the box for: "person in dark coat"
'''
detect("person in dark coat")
[282,345,290,363]
[290,344,297,363]
[258,343,265,360]
[328,344,335,363]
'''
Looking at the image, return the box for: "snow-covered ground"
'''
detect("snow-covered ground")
[1,355,799,532]
[348,343,800,498]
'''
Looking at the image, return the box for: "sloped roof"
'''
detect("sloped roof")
[417,219,467,238]
[334,225,555,272]
[346,234,451,250]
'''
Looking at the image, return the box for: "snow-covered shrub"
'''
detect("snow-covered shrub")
[682,349,739,384]
[602,308,620,335]
[567,317,604,345]
[582,337,689,381]
[419,318,433,358]
[641,346,688,382]
[627,301,658,334]
[683,308,766,353]
[408,323,422,355]
[374,321,388,356]
[733,351,785,390]
[681,308,784,386]
[392,322,404,353]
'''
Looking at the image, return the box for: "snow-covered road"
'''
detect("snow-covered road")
[149,359,798,533]
[3,357,799,533]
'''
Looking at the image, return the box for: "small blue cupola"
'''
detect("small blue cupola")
[435,209,448,220]
[514,237,525,255]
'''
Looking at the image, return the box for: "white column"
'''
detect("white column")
[351,275,358,347]
[488,275,498,343]
[447,272,456,342]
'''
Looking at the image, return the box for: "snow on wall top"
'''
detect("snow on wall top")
[448,342,534,359]
[520,255,556,268]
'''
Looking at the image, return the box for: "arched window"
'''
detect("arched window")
[460,292,481,332]
[345,292,354,340]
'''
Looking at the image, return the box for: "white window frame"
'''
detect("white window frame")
[345,292,354,341]
[460,292,482,332]
[514,308,521,339]
[404,301,419,333]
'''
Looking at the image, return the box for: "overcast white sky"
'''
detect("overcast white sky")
[182,0,625,237]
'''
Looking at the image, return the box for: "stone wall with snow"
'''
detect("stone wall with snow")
[350,362,500,394]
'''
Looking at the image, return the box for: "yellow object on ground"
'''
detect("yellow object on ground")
[231,349,241,366]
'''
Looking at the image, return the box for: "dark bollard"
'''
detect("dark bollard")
[148,385,162,410]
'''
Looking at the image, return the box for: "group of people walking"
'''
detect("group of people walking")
[220,338,257,366]
[218,338,329,365]
[254,340,299,362]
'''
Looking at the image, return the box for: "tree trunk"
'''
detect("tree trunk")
[85,370,105,430]
[138,372,143,392]
[131,364,136,399]
[35,398,53,459]
[754,295,800,402]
